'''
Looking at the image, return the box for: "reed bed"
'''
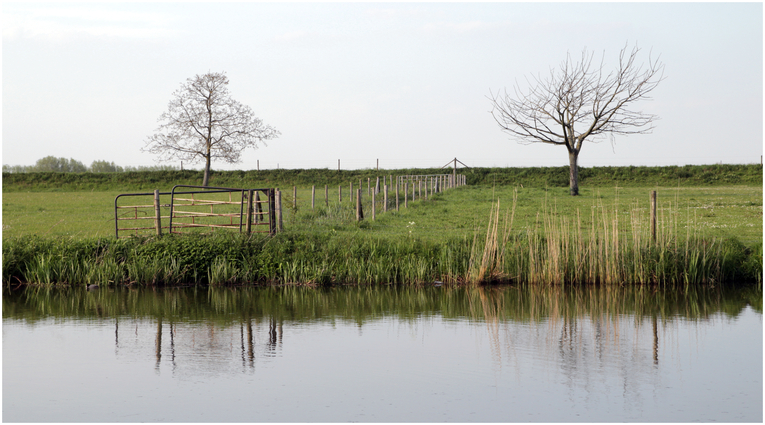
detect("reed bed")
[466,189,761,286]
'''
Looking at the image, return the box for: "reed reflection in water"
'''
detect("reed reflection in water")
[3,283,761,422]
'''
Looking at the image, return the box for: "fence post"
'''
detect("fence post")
[356,189,363,221]
[246,189,253,234]
[276,189,283,232]
[404,183,408,208]
[312,185,315,209]
[650,190,657,242]
[338,185,342,203]
[267,190,276,235]
[383,184,388,212]
[153,189,162,236]
[375,176,380,194]
[395,181,399,211]
[293,186,297,209]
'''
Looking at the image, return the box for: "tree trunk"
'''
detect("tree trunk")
[202,154,211,187]
[568,150,579,196]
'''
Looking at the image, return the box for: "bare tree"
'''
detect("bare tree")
[489,45,664,195]
[143,72,280,186]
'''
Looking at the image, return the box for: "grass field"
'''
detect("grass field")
[3,165,761,286]
[2,185,762,245]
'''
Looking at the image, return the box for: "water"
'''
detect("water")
[3,284,762,422]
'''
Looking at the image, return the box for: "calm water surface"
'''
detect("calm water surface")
[3,284,762,422]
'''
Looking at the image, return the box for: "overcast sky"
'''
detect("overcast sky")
[3,2,763,171]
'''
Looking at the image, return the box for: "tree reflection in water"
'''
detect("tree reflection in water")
[4,283,760,379]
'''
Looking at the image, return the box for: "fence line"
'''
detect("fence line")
[268,173,466,230]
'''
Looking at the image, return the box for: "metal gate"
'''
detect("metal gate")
[114,185,276,238]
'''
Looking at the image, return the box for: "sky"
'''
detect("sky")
[3,2,763,171]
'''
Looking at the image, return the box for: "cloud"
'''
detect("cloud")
[2,5,178,41]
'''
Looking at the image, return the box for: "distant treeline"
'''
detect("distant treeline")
[2,156,179,174]
[2,163,762,192]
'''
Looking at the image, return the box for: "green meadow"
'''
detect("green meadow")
[2,165,762,286]
[2,185,761,244]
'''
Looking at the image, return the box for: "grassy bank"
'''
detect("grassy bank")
[3,163,762,192]
[3,165,761,287]
[4,196,761,287]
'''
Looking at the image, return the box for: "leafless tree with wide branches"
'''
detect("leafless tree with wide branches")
[489,44,664,195]
[143,72,280,186]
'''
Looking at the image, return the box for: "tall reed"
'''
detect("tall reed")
[466,191,751,286]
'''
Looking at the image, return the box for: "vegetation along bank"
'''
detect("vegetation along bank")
[2,164,762,287]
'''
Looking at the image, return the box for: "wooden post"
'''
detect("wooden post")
[375,176,380,194]
[338,184,342,203]
[311,185,315,209]
[276,189,283,232]
[338,159,340,171]
[356,189,363,221]
[293,186,297,209]
[453,158,457,188]
[395,181,399,211]
[246,189,253,234]
[650,190,657,242]
[404,183,408,208]
[257,160,259,171]
[325,185,328,207]
[377,158,379,170]
[153,189,162,236]
[383,184,388,212]
[367,177,370,196]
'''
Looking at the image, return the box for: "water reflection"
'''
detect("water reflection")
[3,283,761,422]
[5,283,760,374]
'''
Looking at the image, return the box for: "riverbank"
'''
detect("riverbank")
[4,212,761,287]
[3,165,761,287]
